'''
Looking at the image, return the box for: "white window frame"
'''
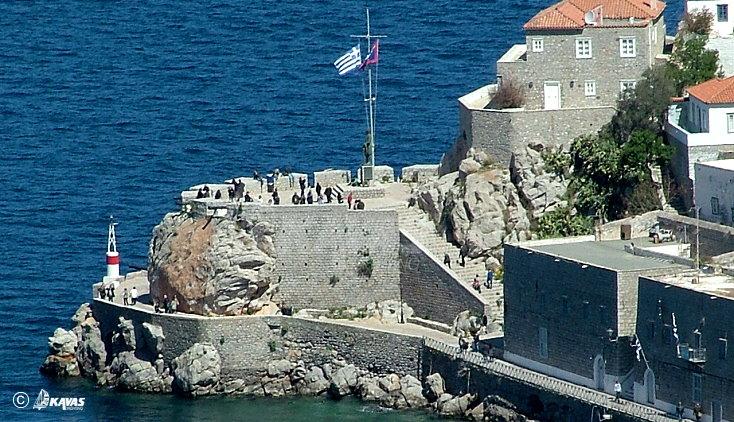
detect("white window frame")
[727,113,734,133]
[585,80,596,97]
[718,4,729,22]
[619,37,637,57]
[532,38,544,52]
[620,80,637,93]
[575,38,592,59]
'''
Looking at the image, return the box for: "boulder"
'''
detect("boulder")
[424,373,445,401]
[76,319,107,379]
[296,366,329,395]
[451,310,482,338]
[400,375,427,408]
[459,158,482,177]
[267,359,293,377]
[357,377,387,401]
[141,323,165,356]
[148,213,276,316]
[172,342,221,396]
[111,317,136,353]
[439,393,473,416]
[378,373,401,393]
[466,402,485,421]
[71,303,92,325]
[47,328,78,356]
[115,351,172,393]
[328,364,358,397]
[40,354,80,377]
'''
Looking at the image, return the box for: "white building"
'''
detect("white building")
[687,0,734,37]
[694,159,734,223]
[666,76,734,206]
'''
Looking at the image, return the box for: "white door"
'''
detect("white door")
[644,368,656,404]
[544,82,560,110]
[593,354,605,390]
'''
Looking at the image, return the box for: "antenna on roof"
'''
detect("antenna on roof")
[584,6,603,26]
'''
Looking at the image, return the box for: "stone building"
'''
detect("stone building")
[634,271,734,421]
[503,237,683,397]
[667,77,734,207]
[694,159,734,224]
[442,0,667,170]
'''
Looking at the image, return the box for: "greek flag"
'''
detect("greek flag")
[672,313,679,344]
[334,45,361,76]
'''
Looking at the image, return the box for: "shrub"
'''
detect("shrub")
[357,258,374,277]
[680,10,714,36]
[490,78,525,109]
[536,206,594,239]
[541,147,572,178]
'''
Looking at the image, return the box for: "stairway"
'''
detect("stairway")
[396,206,505,331]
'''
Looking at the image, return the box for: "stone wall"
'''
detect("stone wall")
[314,169,351,187]
[400,164,439,183]
[262,205,400,310]
[399,231,487,325]
[657,212,734,258]
[450,100,614,167]
[635,277,734,419]
[92,300,422,381]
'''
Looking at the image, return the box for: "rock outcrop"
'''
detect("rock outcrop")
[148,213,278,316]
[172,342,222,396]
[414,144,569,264]
[40,328,80,377]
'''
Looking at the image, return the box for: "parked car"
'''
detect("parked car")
[649,223,675,243]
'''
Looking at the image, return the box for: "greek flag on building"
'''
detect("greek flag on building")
[334,45,361,76]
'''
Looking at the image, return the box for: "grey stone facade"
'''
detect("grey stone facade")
[499,19,666,110]
[503,240,682,392]
[399,232,486,325]
[635,277,734,419]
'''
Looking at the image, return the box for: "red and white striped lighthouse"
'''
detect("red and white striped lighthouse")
[106,216,120,278]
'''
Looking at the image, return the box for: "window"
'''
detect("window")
[692,373,703,402]
[718,4,729,22]
[575,38,592,58]
[727,113,734,133]
[532,38,544,52]
[712,197,721,215]
[719,338,728,360]
[538,327,549,359]
[620,80,637,93]
[585,81,596,97]
[620,37,637,57]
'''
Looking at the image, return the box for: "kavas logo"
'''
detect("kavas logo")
[32,389,85,411]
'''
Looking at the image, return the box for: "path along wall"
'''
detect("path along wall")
[93,300,422,381]
[399,231,487,325]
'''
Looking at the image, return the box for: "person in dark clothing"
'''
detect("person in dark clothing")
[272,189,280,205]
[162,295,170,314]
[299,177,306,196]
[316,182,322,197]
[244,192,253,202]
[98,285,106,300]
[154,299,161,314]
[228,187,235,200]
[459,245,467,267]
[408,197,416,208]
[196,188,204,199]
[325,186,333,203]
[693,403,703,422]
[675,402,684,422]
[307,189,314,204]
[214,190,222,199]
[337,191,343,204]
[292,193,300,205]
[300,195,306,205]
[253,170,260,181]
[355,199,365,210]
[443,253,451,268]
[108,285,116,302]
[485,270,494,289]
[472,332,480,352]
[203,185,211,197]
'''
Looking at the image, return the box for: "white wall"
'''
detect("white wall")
[688,0,734,37]
[694,161,734,224]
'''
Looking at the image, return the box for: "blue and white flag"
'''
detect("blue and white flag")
[334,45,361,76]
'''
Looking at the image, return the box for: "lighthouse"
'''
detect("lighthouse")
[106,216,120,278]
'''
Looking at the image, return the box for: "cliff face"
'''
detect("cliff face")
[415,145,568,263]
[148,213,277,316]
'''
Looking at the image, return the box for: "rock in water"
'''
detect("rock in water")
[172,343,222,396]
[357,377,387,401]
[76,319,107,379]
[47,328,78,356]
[141,323,165,356]
[114,351,172,393]
[148,213,276,316]
[400,375,427,408]
[424,373,445,401]
[439,393,473,416]
[296,366,329,396]
[71,303,92,325]
[328,364,358,397]
[111,317,137,353]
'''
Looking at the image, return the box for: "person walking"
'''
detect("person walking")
[325,186,333,203]
[108,284,116,303]
[485,269,494,289]
[459,246,467,267]
[347,192,353,209]
[98,285,107,300]
[693,403,703,422]
[131,286,139,305]
[675,402,684,422]
[299,177,306,197]
[123,288,129,306]
[443,252,451,268]
[614,379,622,403]
[472,275,482,293]
[315,182,322,198]
[163,295,170,313]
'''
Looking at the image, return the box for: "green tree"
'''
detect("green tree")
[667,11,720,95]
[536,206,593,239]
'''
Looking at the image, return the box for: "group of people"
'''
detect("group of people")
[153,294,178,314]
[97,283,140,307]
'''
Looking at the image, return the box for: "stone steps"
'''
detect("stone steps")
[396,206,504,330]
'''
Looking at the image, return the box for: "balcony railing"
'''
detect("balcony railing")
[678,344,707,363]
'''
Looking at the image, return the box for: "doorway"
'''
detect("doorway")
[544,82,561,110]
[644,368,655,404]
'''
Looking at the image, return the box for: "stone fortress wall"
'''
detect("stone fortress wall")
[93,299,423,380]
[399,231,486,325]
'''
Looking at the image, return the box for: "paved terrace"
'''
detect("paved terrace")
[656,270,734,299]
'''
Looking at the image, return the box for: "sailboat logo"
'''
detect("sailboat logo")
[32,389,50,410]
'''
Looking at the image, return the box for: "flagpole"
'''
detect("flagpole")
[366,8,376,172]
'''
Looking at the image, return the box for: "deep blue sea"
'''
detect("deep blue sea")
[0,1,682,420]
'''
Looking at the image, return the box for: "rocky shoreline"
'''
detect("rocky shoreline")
[41,303,528,421]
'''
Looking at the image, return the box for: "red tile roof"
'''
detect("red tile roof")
[687,77,734,104]
[524,0,665,30]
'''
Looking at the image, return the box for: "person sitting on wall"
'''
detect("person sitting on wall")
[244,191,253,203]
[291,192,300,205]
[307,189,314,204]
[317,194,324,205]
[196,188,204,199]
[214,190,222,199]
[154,298,161,314]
